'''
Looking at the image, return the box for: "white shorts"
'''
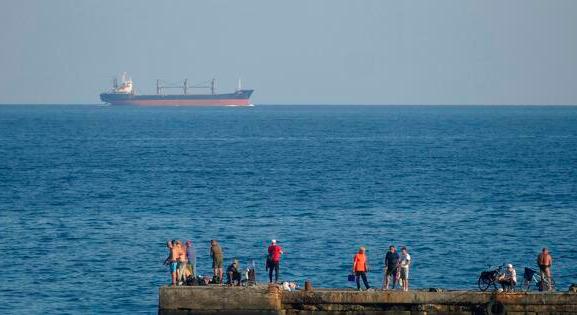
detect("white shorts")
[400,268,409,280]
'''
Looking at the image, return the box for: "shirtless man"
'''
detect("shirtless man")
[164,240,180,286]
[537,248,553,291]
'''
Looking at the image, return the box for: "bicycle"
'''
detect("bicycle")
[477,265,504,291]
[522,267,556,292]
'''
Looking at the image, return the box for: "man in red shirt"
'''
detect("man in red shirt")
[267,239,284,283]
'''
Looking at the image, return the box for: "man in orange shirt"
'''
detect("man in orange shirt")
[352,247,371,291]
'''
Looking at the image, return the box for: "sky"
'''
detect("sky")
[1,0,576,105]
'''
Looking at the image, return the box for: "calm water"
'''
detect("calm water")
[1,105,576,314]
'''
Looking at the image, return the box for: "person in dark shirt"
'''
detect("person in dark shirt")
[383,245,400,290]
[226,258,241,286]
[226,259,241,286]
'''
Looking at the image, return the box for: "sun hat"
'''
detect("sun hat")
[272,239,277,244]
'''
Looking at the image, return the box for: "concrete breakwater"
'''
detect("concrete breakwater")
[158,285,577,315]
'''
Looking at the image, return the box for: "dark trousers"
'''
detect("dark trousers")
[356,271,370,289]
[227,271,241,286]
[269,261,280,282]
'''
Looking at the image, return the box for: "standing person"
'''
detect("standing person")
[399,246,411,291]
[210,240,224,284]
[175,240,187,285]
[164,240,180,286]
[185,240,196,278]
[384,245,400,290]
[537,248,553,291]
[353,247,371,291]
[267,240,284,283]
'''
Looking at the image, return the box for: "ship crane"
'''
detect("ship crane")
[156,79,216,95]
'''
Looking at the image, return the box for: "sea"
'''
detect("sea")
[0,105,576,314]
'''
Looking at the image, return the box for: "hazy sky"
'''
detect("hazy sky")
[1,0,577,105]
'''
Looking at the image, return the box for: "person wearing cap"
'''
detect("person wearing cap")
[353,246,371,291]
[267,239,284,283]
[498,264,517,291]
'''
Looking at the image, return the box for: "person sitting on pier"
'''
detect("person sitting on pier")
[226,259,241,286]
[498,264,517,291]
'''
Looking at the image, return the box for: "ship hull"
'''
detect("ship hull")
[100,90,254,106]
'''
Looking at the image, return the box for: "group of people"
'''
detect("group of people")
[164,240,196,286]
[497,247,555,291]
[353,245,412,291]
[165,240,554,293]
[165,239,284,286]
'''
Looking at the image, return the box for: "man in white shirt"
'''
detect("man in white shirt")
[498,264,517,292]
[399,246,411,291]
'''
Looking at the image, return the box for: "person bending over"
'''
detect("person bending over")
[498,264,517,291]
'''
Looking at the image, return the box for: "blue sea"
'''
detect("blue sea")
[1,105,576,314]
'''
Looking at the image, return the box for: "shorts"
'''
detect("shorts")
[400,268,409,280]
[386,266,398,276]
[213,257,223,269]
[170,262,178,273]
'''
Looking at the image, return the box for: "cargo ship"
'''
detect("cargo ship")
[100,73,254,106]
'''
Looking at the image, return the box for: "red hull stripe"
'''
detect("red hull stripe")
[110,99,251,106]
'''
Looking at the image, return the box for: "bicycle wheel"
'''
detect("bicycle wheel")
[478,276,492,291]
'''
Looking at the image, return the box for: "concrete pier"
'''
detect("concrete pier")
[158,285,577,315]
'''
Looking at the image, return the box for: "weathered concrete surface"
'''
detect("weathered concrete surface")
[159,286,577,315]
[159,285,281,314]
